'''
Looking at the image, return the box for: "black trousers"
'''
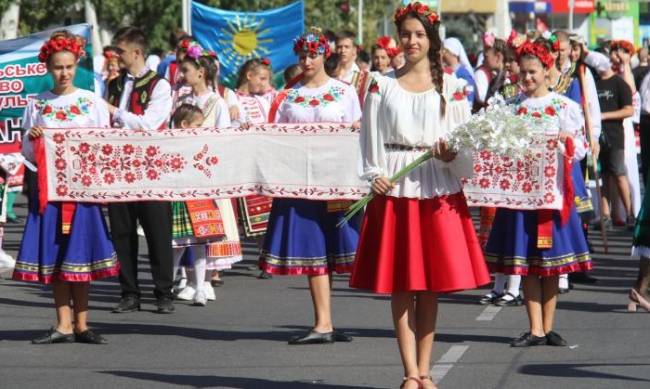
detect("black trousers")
[640,114,650,183]
[108,201,174,299]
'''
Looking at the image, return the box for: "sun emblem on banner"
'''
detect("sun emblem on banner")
[219,15,273,81]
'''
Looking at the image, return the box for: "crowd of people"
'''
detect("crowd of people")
[1,2,650,388]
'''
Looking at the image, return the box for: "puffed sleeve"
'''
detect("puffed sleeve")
[94,95,111,128]
[561,98,587,161]
[343,83,362,122]
[21,97,38,162]
[359,77,385,181]
[442,73,473,178]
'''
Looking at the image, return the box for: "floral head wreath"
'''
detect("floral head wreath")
[293,28,331,58]
[185,42,217,64]
[394,2,439,26]
[261,57,271,66]
[506,30,526,49]
[103,49,118,62]
[482,32,496,50]
[38,35,85,63]
[611,40,635,54]
[516,41,554,69]
[375,36,401,58]
[178,38,192,51]
[548,34,561,52]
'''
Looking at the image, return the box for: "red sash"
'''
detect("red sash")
[537,137,575,249]
[185,200,225,239]
[268,73,305,123]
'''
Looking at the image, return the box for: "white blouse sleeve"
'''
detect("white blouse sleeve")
[21,97,38,162]
[561,99,587,161]
[442,74,473,178]
[214,98,232,128]
[343,84,362,122]
[474,69,489,103]
[359,78,385,181]
[94,97,111,128]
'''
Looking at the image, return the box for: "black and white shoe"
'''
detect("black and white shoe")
[479,290,502,305]
[495,292,523,307]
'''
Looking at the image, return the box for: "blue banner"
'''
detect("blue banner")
[191,1,304,87]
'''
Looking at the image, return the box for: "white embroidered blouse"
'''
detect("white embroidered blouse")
[360,72,473,199]
[22,88,109,162]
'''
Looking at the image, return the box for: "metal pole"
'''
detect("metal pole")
[182,0,191,34]
[569,0,575,31]
[358,0,363,45]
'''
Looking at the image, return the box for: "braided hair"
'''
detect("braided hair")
[395,11,446,116]
[181,55,218,89]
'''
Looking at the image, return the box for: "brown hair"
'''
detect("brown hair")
[181,55,218,89]
[396,12,446,116]
[172,104,204,128]
[236,58,272,89]
[113,26,148,52]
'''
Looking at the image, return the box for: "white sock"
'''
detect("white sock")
[559,274,569,289]
[192,246,207,294]
[493,273,506,294]
[506,275,521,297]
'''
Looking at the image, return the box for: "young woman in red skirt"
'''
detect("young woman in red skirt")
[349,3,490,388]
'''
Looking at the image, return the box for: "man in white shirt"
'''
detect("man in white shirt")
[105,26,175,314]
[335,30,360,84]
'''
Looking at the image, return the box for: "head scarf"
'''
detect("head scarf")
[444,37,473,74]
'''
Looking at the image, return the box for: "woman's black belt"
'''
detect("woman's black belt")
[384,143,430,151]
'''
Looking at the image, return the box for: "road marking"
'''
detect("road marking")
[476,305,502,321]
[430,345,469,383]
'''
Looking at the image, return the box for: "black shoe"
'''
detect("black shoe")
[592,218,613,231]
[545,331,567,346]
[479,291,501,305]
[31,328,74,345]
[569,272,598,284]
[112,296,141,313]
[7,216,23,224]
[257,271,273,279]
[211,279,224,287]
[333,329,353,342]
[156,298,175,314]
[510,332,547,347]
[75,330,108,345]
[288,330,334,345]
[495,292,523,307]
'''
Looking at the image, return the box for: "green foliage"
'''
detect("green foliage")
[7,0,398,51]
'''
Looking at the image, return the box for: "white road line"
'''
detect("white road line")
[430,345,469,383]
[476,305,502,321]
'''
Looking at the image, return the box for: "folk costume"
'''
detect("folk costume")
[349,72,490,294]
[107,68,176,301]
[485,92,593,276]
[259,77,363,275]
[14,89,119,283]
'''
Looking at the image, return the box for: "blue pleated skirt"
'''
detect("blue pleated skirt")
[260,198,360,275]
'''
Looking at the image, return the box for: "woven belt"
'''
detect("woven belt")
[384,143,430,152]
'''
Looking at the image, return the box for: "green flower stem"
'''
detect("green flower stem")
[338,150,434,227]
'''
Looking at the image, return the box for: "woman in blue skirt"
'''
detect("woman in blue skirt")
[485,40,592,347]
[13,30,119,345]
[260,28,362,345]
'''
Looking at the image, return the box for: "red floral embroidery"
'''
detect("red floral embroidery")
[53,133,65,144]
[544,166,556,177]
[522,182,532,193]
[309,99,320,106]
[531,111,542,118]
[125,172,136,183]
[147,169,159,180]
[479,178,490,188]
[544,106,556,116]
[368,83,380,94]
[56,185,68,196]
[453,91,465,101]
[294,96,305,103]
[102,145,113,155]
[69,105,81,115]
[81,175,92,187]
[123,144,134,154]
[55,158,66,170]
[55,111,67,120]
[103,172,115,184]
[517,106,527,115]
[323,94,334,101]
[544,193,555,203]
[499,179,510,190]
[146,146,158,157]
[43,105,53,114]
[79,143,90,153]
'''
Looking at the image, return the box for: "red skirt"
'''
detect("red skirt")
[349,193,490,294]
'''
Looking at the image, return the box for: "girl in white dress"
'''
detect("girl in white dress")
[349,5,490,388]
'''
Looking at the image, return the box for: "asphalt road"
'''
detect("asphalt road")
[1,198,649,389]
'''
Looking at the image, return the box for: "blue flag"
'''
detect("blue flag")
[191,1,304,87]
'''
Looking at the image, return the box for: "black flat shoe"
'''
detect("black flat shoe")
[75,330,108,345]
[112,296,141,313]
[288,330,334,345]
[479,291,501,305]
[32,328,74,345]
[156,298,175,314]
[257,271,272,280]
[545,331,567,346]
[569,272,598,284]
[511,332,547,347]
[495,292,524,307]
[333,329,353,342]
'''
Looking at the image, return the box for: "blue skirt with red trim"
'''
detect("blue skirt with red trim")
[259,198,360,276]
[484,205,592,276]
[12,186,119,284]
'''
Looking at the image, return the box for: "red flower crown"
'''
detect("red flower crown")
[611,40,635,54]
[516,41,554,69]
[38,36,85,63]
[261,57,271,66]
[394,2,439,26]
[293,29,331,58]
[375,36,401,58]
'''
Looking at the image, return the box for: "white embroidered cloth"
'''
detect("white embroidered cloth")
[40,123,368,203]
[462,134,563,210]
